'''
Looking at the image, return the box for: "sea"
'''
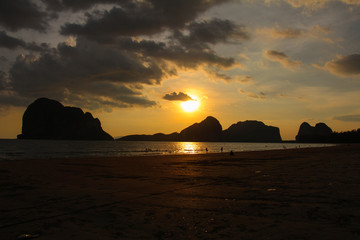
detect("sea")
[0,139,334,160]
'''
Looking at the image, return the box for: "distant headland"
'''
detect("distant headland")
[17,98,113,140]
[119,116,282,142]
[296,122,360,143]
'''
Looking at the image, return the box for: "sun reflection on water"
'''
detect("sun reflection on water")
[180,142,199,154]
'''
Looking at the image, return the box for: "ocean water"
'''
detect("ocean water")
[0,139,334,160]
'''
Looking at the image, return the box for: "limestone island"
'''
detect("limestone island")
[17,98,113,140]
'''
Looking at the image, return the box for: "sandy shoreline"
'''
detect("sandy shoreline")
[0,144,359,239]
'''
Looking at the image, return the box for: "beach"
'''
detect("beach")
[0,144,359,240]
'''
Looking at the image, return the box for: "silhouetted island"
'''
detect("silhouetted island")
[223,120,282,142]
[180,116,223,141]
[296,122,360,143]
[17,98,113,140]
[296,122,332,143]
[119,116,282,142]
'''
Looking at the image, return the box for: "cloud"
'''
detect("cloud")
[238,88,266,99]
[235,75,254,83]
[7,37,160,109]
[204,66,250,82]
[3,25,240,110]
[60,0,231,38]
[0,56,7,62]
[265,0,360,11]
[319,54,360,77]
[0,31,26,49]
[0,0,50,32]
[173,18,249,47]
[213,72,233,81]
[163,92,193,101]
[0,71,9,90]
[213,73,253,83]
[0,31,50,51]
[119,36,236,69]
[59,4,242,70]
[256,25,334,43]
[334,114,360,122]
[96,18,241,70]
[264,50,302,69]
[1,0,247,111]
[256,27,302,39]
[41,0,120,12]
[280,0,331,11]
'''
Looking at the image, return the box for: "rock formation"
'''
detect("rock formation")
[222,120,282,142]
[179,116,222,142]
[120,116,222,142]
[17,98,113,140]
[120,132,180,141]
[295,122,332,143]
[119,117,282,142]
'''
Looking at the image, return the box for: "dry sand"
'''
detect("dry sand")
[0,144,359,239]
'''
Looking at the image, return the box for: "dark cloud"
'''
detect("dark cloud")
[0,31,26,49]
[41,0,120,11]
[60,0,230,37]
[0,0,49,32]
[5,26,239,110]
[163,92,193,101]
[0,93,29,108]
[0,56,8,62]
[0,71,9,90]
[324,54,360,77]
[1,0,246,111]
[0,31,50,51]
[97,34,236,69]
[59,2,239,71]
[265,50,287,59]
[7,38,160,109]
[173,18,249,47]
[24,42,51,52]
[264,50,302,69]
[273,0,360,11]
[334,114,360,122]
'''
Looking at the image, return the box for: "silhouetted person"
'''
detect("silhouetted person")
[205,148,208,153]
[230,150,234,156]
[221,147,223,152]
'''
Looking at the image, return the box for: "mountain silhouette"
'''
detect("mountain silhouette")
[295,122,360,143]
[17,98,113,140]
[223,120,282,142]
[295,122,332,143]
[119,116,282,142]
[179,116,223,141]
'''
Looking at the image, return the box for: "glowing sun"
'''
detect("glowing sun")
[181,97,200,112]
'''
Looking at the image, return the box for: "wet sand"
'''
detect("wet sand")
[0,144,359,239]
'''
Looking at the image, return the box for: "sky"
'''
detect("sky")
[0,0,360,140]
